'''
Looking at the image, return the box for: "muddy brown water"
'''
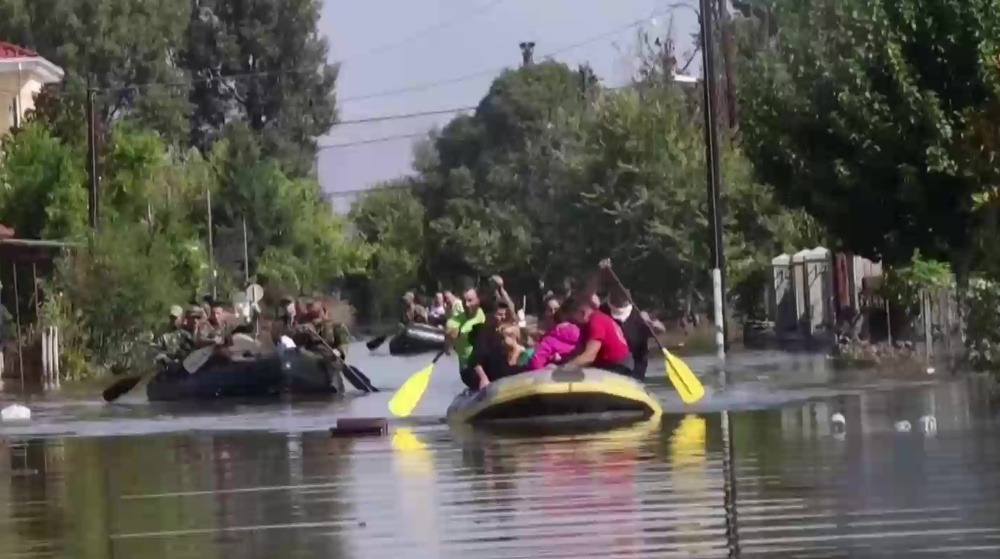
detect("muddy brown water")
[2,347,999,558]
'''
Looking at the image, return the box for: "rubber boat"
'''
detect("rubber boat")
[388,323,446,356]
[146,349,343,402]
[446,366,663,425]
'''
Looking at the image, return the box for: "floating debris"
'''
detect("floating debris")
[330,417,387,438]
[894,420,912,433]
[919,415,938,435]
[1,403,31,422]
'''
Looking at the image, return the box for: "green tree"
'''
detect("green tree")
[205,125,365,293]
[50,221,189,371]
[0,0,191,143]
[0,121,88,239]
[181,0,339,175]
[739,0,1000,270]
[349,181,425,318]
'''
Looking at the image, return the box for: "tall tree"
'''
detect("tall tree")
[0,0,191,143]
[739,0,1000,269]
[182,0,338,176]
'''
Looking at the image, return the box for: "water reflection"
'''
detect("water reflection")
[3,377,1000,557]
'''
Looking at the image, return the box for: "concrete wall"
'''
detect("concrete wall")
[0,71,44,137]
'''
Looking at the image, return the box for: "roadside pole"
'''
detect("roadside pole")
[698,0,727,360]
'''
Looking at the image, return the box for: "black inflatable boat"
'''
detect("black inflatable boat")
[145,350,343,402]
[387,323,446,356]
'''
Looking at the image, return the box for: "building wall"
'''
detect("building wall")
[0,71,43,137]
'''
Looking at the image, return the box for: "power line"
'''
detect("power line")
[342,0,511,64]
[317,132,427,151]
[326,182,413,198]
[83,4,691,103]
[339,6,683,104]
[336,105,475,125]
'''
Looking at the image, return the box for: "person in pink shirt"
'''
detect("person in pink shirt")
[527,318,580,370]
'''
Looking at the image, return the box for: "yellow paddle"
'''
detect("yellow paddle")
[388,351,446,417]
[606,269,706,404]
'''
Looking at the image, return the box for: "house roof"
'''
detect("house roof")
[0,41,37,59]
[0,41,64,83]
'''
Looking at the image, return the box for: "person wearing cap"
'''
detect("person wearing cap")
[400,291,429,325]
[291,297,347,394]
[153,305,187,365]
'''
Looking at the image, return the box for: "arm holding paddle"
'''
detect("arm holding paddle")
[600,259,705,404]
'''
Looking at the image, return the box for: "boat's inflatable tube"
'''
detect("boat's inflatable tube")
[146,351,341,402]
[388,323,446,356]
[446,366,662,425]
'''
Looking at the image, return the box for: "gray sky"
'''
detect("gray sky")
[317,0,701,212]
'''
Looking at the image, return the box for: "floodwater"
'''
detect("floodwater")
[2,345,1000,558]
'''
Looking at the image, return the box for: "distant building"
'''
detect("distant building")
[0,41,64,137]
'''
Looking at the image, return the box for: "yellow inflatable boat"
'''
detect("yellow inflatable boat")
[445,366,663,425]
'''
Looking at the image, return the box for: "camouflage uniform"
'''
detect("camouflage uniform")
[292,317,349,394]
[154,327,185,365]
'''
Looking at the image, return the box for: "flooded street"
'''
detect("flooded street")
[2,346,999,558]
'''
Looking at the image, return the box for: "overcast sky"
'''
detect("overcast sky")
[317,0,701,212]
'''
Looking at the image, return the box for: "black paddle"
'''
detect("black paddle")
[102,345,216,403]
[307,331,379,393]
[365,334,388,351]
[102,374,146,402]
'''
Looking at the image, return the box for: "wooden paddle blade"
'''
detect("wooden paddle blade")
[662,349,705,404]
[366,334,388,351]
[388,363,434,417]
[102,375,143,402]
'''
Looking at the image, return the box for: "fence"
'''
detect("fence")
[766,248,962,363]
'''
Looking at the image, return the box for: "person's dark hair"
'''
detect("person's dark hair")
[561,293,590,315]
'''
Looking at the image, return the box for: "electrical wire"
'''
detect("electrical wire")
[316,132,427,151]
[338,5,684,104]
[336,105,475,125]
[342,0,511,64]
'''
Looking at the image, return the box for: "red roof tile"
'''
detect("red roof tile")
[0,41,38,59]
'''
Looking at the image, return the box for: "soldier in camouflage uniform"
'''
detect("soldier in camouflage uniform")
[291,297,348,394]
[154,305,186,366]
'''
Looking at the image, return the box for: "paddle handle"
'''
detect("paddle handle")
[604,267,667,353]
[431,350,446,364]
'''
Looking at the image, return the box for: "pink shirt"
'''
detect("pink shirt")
[527,322,580,370]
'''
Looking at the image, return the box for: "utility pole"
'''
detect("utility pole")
[206,190,216,300]
[242,215,250,286]
[86,83,99,229]
[699,0,728,359]
[717,0,739,128]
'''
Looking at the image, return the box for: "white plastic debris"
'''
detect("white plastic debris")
[919,415,938,435]
[831,413,847,440]
[894,420,912,433]
[926,367,936,375]
[1,403,31,422]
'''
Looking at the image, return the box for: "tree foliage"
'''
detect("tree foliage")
[0,122,87,239]
[0,0,338,174]
[182,0,339,175]
[353,54,814,317]
[349,181,424,318]
[739,0,1000,268]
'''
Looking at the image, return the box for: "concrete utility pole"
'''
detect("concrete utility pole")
[699,0,728,360]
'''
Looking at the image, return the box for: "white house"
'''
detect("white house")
[0,41,64,137]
